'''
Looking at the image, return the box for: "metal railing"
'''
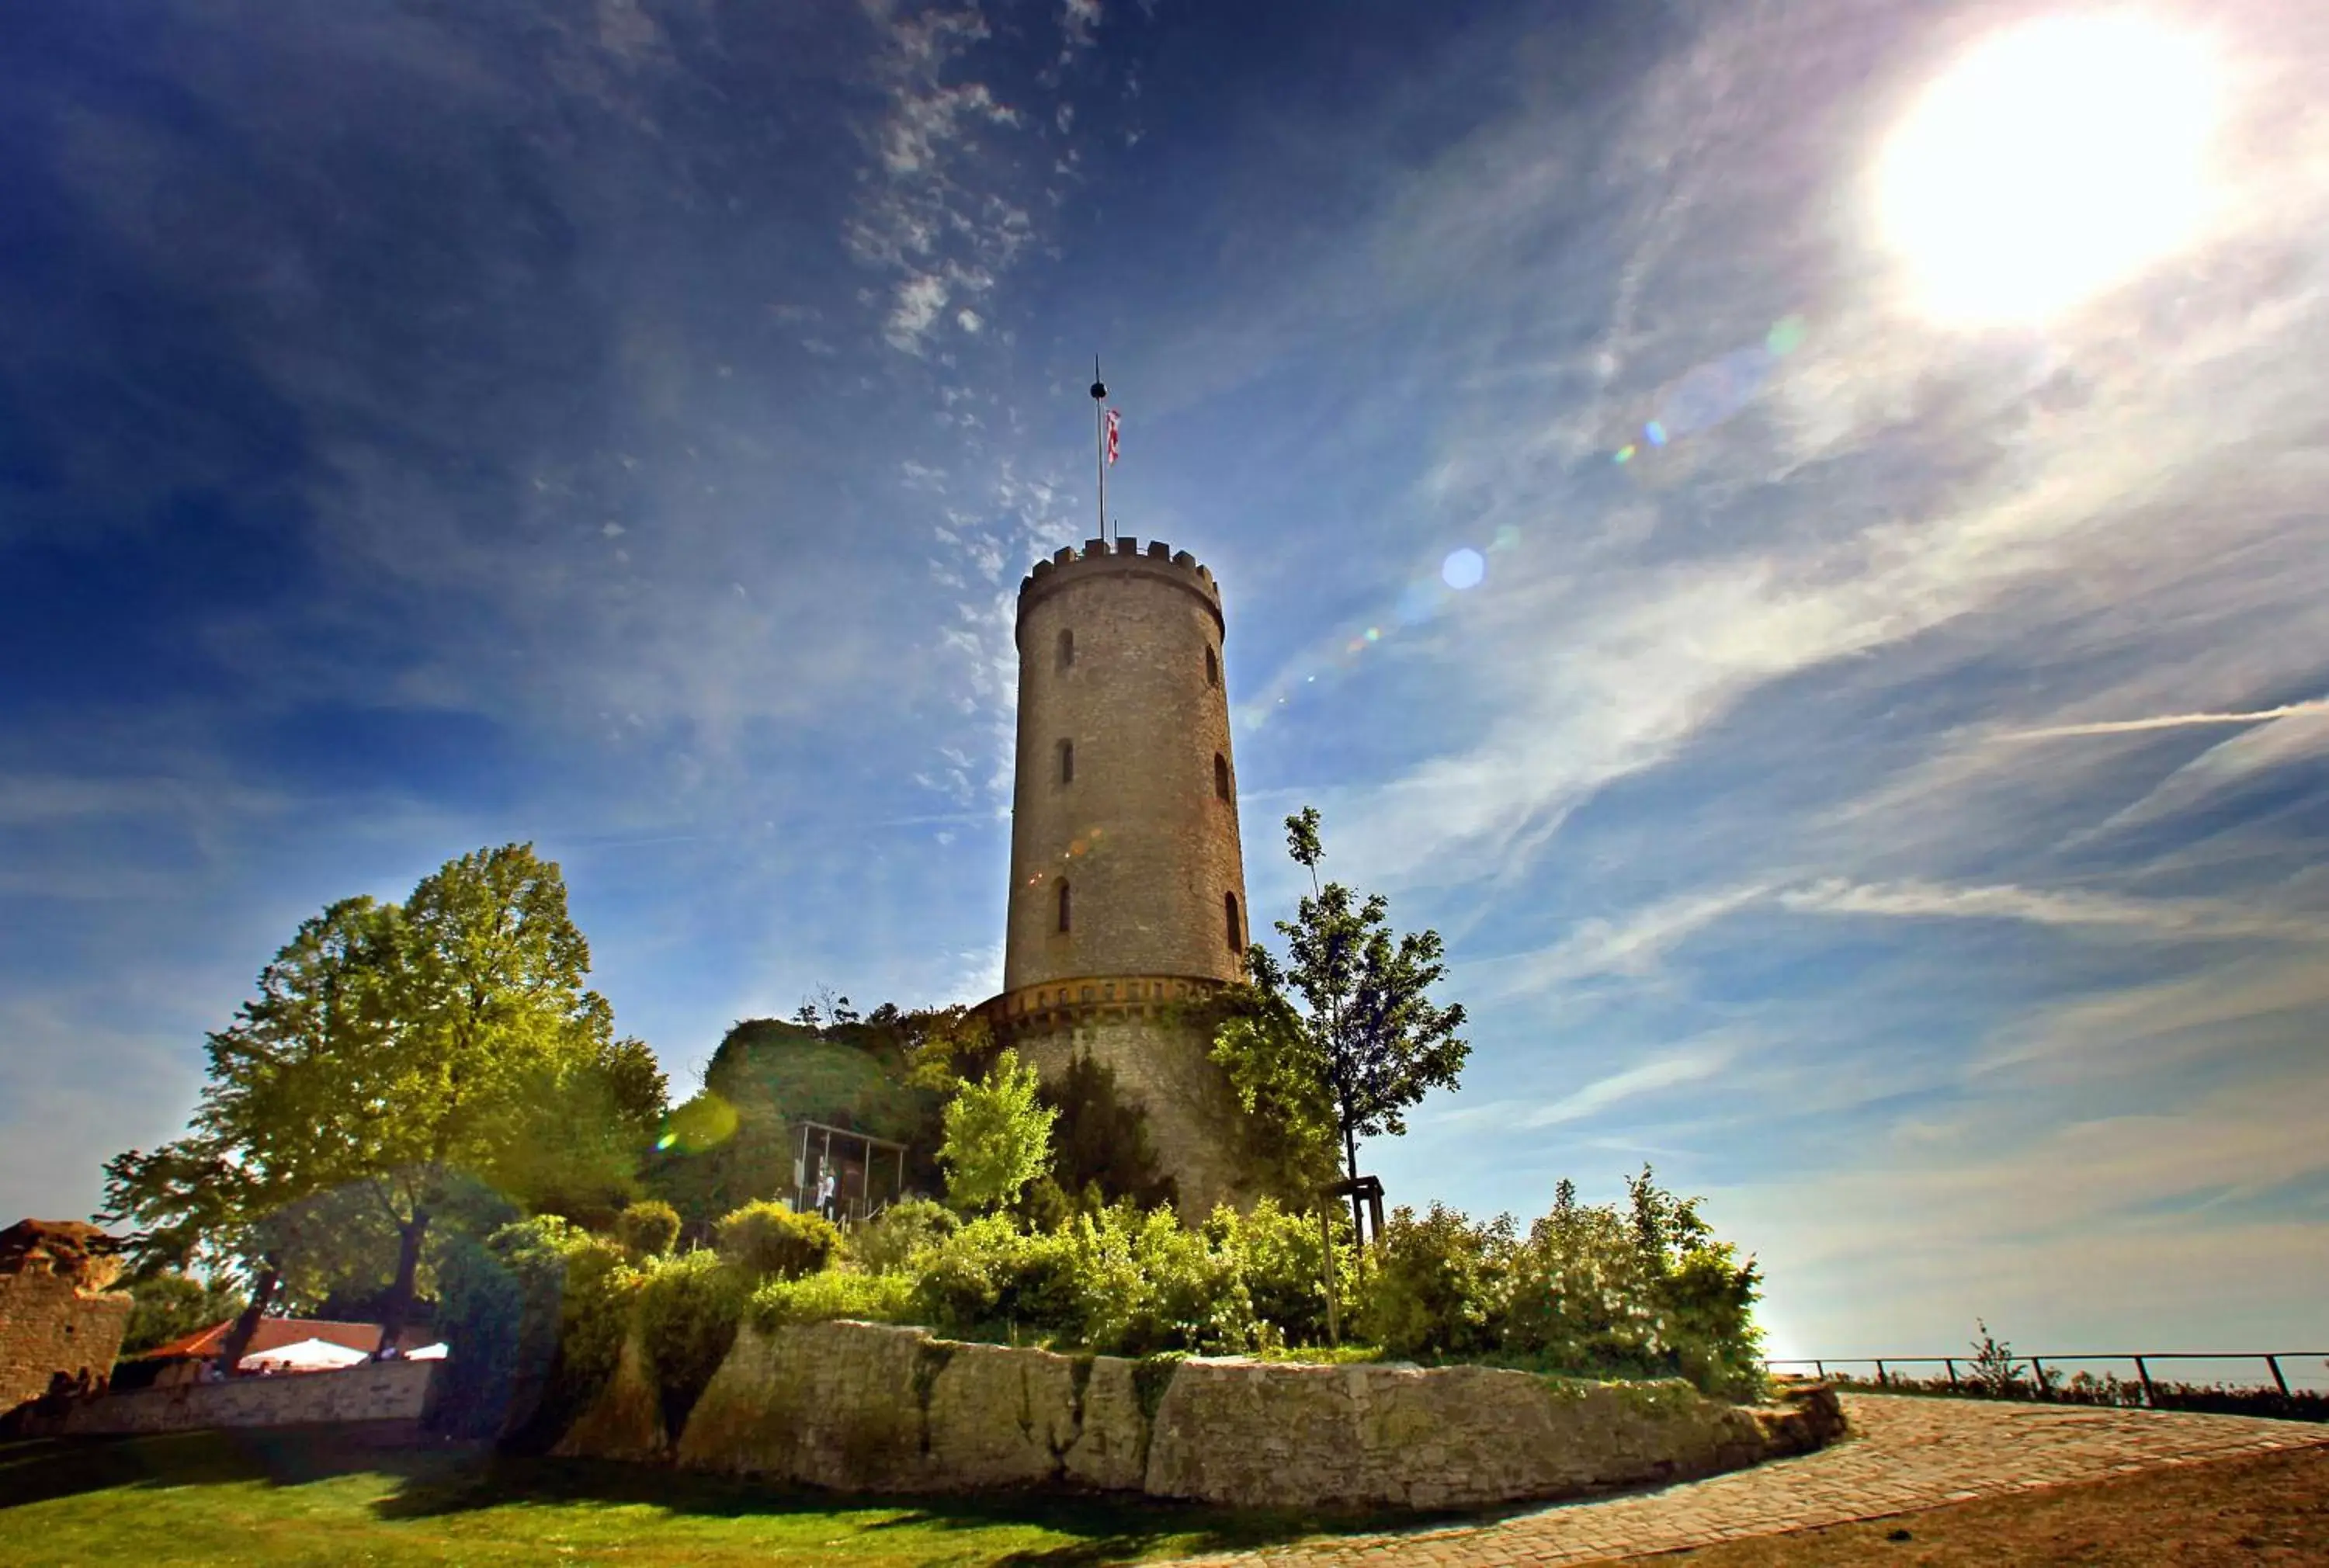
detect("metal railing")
[1764,1352,2329,1407]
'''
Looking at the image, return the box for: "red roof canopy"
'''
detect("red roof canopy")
[138,1317,432,1362]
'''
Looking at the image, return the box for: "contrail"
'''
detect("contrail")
[2000,698,2329,740]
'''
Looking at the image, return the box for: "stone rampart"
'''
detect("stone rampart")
[31,1360,437,1436]
[564,1319,1845,1511]
[0,1267,133,1412]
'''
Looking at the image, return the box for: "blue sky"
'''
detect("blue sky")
[6,0,2327,1367]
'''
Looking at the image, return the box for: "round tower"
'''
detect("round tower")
[982,535,1252,1217]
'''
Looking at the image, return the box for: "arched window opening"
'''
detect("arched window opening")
[1205,645,1219,686]
[1224,891,1242,954]
[1213,752,1230,801]
[1059,739,1074,785]
[1057,880,1073,934]
[1057,628,1074,670]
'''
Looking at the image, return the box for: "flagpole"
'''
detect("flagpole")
[1089,356,1108,545]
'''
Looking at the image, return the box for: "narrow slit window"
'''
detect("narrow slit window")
[1058,628,1074,670]
[1224,891,1242,954]
[1057,880,1072,933]
[1214,752,1230,801]
[1205,645,1219,686]
[1059,739,1074,785]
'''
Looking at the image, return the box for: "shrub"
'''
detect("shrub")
[907,1213,1085,1341]
[1357,1204,1515,1361]
[1338,1173,1767,1401]
[715,1199,840,1281]
[846,1196,956,1275]
[633,1250,748,1433]
[615,1199,682,1259]
[1210,1199,1353,1349]
[748,1268,915,1332]
[1073,1203,1252,1356]
[474,1219,637,1448]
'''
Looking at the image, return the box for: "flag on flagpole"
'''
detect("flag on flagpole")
[1105,407,1120,466]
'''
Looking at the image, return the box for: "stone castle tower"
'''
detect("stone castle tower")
[979,536,1252,1217]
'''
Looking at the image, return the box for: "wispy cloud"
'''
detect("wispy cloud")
[1778,877,2327,945]
[2000,699,2329,740]
[1516,1045,1739,1129]
[1483,884,1768,997]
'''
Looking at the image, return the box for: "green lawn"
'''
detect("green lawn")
[0,1431,1407,1567]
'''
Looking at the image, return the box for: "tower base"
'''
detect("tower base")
[981,977,1252,1223]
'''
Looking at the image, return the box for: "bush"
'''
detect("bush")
[633,1250,748,1433]
[1358,1204,1515,1362]
[846,1197,956,1275]
[1211,1192,1360,1341]
[615,1200,682,1259]
[1336,1172,1766,1400]
[908,1213,1084,1341]
[452,1217,637,1448]
[1073,1204,1253,1357]
[748,1269,915,1332]
[715,1200,840,1281]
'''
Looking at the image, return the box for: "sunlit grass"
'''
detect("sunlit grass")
[0,1431,1401,1568]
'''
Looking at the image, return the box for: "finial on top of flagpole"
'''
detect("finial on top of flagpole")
[1090,355,1106,402]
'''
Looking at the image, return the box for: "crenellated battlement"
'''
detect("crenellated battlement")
[1016,536,1222,634]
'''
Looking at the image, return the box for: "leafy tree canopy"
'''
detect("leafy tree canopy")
[1212,807,1469,1228]
[102,844,666,1361]
[937,1049,1057,1214]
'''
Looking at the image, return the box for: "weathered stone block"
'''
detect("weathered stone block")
[924,1340,1079,1486]
[674,1320,933,1490]
[1062,1355,1148,1491]
[553,1328,666,1462]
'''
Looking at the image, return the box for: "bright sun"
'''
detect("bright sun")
[1876,12,2221,326]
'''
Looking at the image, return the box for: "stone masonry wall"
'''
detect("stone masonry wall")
[0,1268,133,1412]
[567,1318,1845,1511]
[1010,1011,1253,1222]
[1004,543,1248,995]
[35,1361,438,1436]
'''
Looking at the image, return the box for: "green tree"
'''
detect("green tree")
[105,846,666,1361]
[120,1272,248,1356]
[1216,807,1469,1244]
[936,1049,1057,1214]
[1042,1052,1178,1213]
[102,895,404,1368]
[340,844,662,1350]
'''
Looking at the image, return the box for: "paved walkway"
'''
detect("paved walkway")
[1166,1393,2329,1566]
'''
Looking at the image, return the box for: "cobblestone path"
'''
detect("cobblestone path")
[1164,1393,2329,1566]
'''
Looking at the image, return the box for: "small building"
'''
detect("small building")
[0,1219,133,1412]
[791,1120,912,1224]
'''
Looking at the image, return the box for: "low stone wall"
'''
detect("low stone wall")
[32,1361,438,1437]
[564,1319,1843,1511]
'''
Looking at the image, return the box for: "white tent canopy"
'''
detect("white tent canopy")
[238,1337,370,1372]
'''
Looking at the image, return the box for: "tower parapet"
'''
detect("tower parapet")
[1019,537,1221,638]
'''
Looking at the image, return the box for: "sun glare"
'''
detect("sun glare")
[1876,12,2220,326]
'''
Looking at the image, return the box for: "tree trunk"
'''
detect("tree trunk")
[217,1255,282,1373]
[1344,1126,1366,1288]
[373,1207,430,1358]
